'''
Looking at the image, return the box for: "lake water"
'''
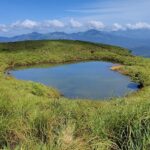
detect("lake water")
[10,61,139,100]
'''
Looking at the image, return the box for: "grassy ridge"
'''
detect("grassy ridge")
[0,40,150,150]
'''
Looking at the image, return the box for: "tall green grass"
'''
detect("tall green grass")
[0,40,150,149]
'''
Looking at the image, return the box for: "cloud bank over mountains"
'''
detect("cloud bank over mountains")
[1,19,150,35]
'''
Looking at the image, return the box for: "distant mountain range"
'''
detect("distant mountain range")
[0,29,150,57]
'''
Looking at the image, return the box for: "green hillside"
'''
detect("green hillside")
[0,40,150,150]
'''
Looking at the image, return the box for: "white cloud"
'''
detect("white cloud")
[44,20,65,28]
[70,19,82,28]
[87,20,105,30]
[1,19,150,35]
[11,19,39,29]
[112,23,126,31]
[110,22,150,31]
[0,24,8,32]
[126,22,150,30]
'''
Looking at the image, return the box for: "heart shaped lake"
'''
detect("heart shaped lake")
[10,61,139,100]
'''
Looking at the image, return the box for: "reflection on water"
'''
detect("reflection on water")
[11,61,139,100]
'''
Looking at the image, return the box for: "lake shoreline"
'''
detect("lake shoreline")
[10,61,139,100]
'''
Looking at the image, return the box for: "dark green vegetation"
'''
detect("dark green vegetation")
[0,40,150,150]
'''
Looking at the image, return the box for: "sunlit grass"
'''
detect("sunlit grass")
[0,40,150,149]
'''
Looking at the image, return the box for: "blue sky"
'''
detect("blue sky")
[0,0,150,36]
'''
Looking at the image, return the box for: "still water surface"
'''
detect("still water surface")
[11,61,139,100]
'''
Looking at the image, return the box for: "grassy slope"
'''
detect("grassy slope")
[0,40,150,150]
